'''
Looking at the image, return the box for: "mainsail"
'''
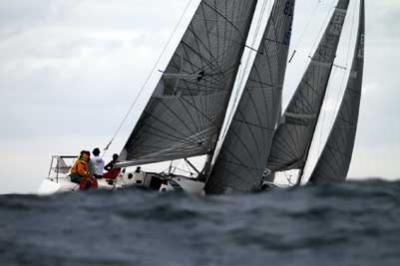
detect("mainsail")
[309,0,365,183]
[205,0,296,194]
[266,0,350,174]
[119,0,258,166]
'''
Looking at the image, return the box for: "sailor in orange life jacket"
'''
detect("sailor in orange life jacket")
[69,150,98,190]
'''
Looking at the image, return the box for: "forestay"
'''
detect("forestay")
[266,0,350,173]
[119,0,258,166]
[205,0,296,194]
[310,0,365,183]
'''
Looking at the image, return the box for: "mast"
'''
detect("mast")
[118,0,258,168]
[205,0,296,194]
[266,0,350,175]
[309,0,365,184]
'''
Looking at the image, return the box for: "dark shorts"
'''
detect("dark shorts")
[69,174,84,184]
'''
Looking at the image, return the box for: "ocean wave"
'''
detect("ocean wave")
[1,180,400,266]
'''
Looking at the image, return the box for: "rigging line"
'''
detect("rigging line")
[165,162,173,175]
[308,1,336,57]
[183,159,194,176]
[171,164,193,175]
[289,0,321,62]
[103,0,195,153]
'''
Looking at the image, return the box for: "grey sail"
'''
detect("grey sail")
[119,0,258,166]
[309,0,365,184]
[266,0,350,173]
[205,0,296,194]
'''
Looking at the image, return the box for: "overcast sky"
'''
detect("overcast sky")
[0,0,399,194]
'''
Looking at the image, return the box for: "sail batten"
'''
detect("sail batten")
[266,0,350,174]
[310,0,365,183]
[120,0,258,166]
[205,0,296,194]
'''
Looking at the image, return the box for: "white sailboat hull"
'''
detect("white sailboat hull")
[38,172,205,196]
[160,176,205,195]
[38,176,115,196]
[38,178,79,195]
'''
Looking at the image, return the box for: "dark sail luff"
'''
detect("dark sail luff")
[309,0,365,184]
[205,0,296,194]
[266,0,350,173]
[119,0,258,166]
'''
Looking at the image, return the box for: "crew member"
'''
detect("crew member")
[69,150,97,190]
[103,154,121,180]
[91,148,105,179]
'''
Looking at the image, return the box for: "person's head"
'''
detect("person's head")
[112,154,119,161]
[80,150,90,162]
[92,148,101,157]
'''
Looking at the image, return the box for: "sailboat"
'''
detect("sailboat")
[266,0,365,186]
[309,0,364,184]
[39,0,365,195]
[266,0,350,185]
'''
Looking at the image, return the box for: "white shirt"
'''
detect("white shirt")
[91,156,105,176]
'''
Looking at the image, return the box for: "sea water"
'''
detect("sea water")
[1,180,399,266]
